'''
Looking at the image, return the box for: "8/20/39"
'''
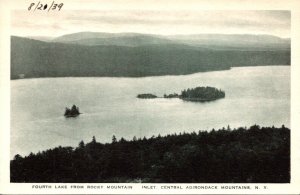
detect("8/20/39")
[28,1,63,12]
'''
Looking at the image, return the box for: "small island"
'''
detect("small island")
[139,86,225,102]
[64,105,80,117]
[180,86,225,102]
[137,94,158,99]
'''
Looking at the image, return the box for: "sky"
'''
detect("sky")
[11,10,290,38]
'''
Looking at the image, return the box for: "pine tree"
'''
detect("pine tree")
[112,135,117,143]
[132,136,137,142]
[78,140,85,149]
[92,136,96,144]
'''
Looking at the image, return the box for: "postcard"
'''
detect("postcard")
[0,0,300,194]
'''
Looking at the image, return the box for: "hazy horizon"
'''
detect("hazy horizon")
[12,10,290,38]
[12,31,291,40]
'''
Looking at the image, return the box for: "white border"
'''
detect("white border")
[1,0,300,194]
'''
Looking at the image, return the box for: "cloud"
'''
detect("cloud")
[11,10,290,37]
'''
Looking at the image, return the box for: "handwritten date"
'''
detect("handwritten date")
[28,1,63,12]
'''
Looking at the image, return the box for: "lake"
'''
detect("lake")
[11,66,290,158]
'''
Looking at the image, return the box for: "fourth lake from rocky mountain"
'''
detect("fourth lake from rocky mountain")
[11,66,290,158]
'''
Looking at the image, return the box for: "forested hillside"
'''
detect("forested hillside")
[11,35,290,79]
[11,125,290,183]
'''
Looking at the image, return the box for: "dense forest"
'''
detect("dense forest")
[137,94,158,99]
[11,35,290,79]
[11,125,290,183]
[180,86,225,101]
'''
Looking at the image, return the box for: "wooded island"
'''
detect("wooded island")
[137,94,158,99]
[138,86,225,102]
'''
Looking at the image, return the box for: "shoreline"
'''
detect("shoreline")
[10,65,290,80]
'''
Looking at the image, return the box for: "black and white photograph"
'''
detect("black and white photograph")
[1,0,300,194]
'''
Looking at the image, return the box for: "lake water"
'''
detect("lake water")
[11,66,290,158]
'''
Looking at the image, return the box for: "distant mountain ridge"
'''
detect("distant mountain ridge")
[26,32,291,49]
[48,32,290,49]
[11,32,290,79]
[54,35,176,47]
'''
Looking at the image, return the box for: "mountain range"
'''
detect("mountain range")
[11,32,290,79]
